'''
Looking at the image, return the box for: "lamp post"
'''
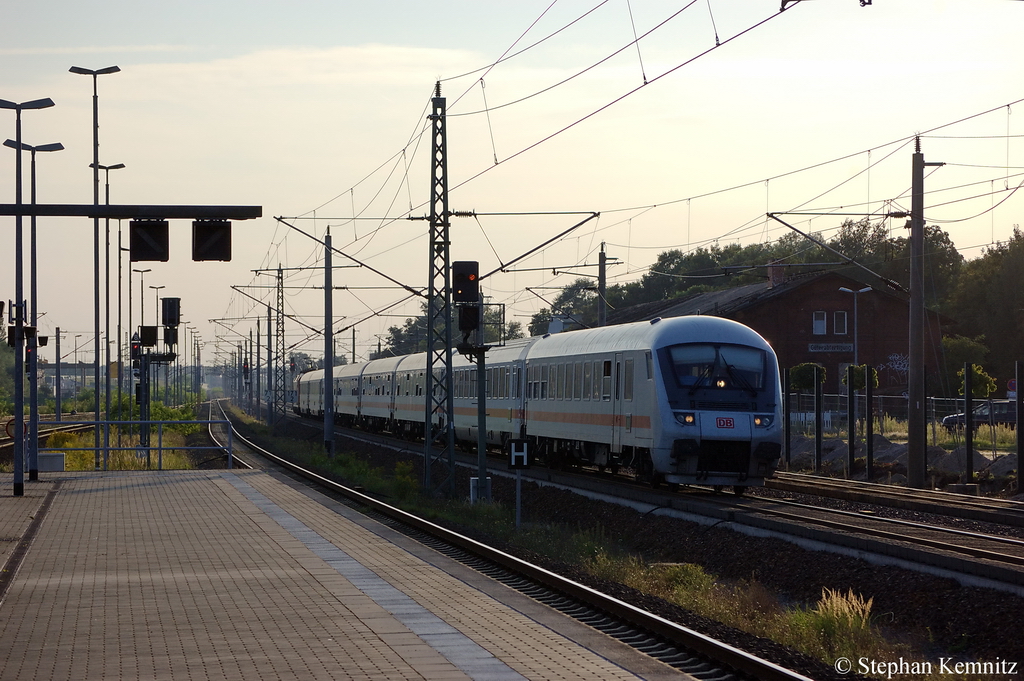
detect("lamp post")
[130,267,150,430]
[150,285,165,401]
[3,138,63,481]
[0,96,56,497]
[91,162,125,436]
[839,286,872,365]
[133,268,150,334]
[70,64,120,470]
[73,334,83,404]
[149,285,165,327]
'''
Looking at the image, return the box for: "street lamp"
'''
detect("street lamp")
[150,285,165,327]
[130,267,150,427]
[71,64,120,470]
[0,96,55,497]
[3,138,63,481]
[73,334,84,404]
[150,285,165,402]
[133,268,151,333]
[839,286,872,365]
[90,162,125,438]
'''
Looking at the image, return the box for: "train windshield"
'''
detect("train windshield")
[664,343,766,392]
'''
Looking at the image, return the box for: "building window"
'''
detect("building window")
[834,311,848,335]
[812,311,827,335]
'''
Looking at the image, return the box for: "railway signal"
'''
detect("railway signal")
[129,219,170,262]
[452,261,479,303]
[162,297,181,327]
[192,219,232,261]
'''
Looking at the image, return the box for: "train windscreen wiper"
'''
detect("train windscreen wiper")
[688,364,713,394]
[723,361,758,397]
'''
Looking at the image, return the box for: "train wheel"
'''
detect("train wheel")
[733,486,747,496]
[712,485,724,494]
[610,464,620,475]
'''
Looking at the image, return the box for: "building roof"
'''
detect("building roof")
[606,270,902,325]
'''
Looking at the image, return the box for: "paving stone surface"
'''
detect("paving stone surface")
[0,471,688,680]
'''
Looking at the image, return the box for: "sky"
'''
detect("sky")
[2,0,1023,368]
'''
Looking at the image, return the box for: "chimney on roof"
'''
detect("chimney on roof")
[767,261,786,289]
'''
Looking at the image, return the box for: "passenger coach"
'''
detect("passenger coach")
[295,315,783,493]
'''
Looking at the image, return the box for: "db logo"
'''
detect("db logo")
[716,417,735,429]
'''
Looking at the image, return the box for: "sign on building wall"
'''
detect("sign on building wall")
[808,343,853,353]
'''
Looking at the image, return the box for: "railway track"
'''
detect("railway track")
[207,401,817,681]
[0,421,96,458]
[766,470,1024,528]
[266,405,1024,595]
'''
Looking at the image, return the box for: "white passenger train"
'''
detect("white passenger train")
[295,315,783,492]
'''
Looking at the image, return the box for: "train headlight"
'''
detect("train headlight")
[753,414,774,428]
[674,412,696,426]
[715,379,727,388]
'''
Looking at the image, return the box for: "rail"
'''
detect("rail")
[209,401,813,681]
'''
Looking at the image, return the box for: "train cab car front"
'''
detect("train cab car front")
[656,337,783,489]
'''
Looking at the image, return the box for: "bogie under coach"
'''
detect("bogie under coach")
[295,315,783,493]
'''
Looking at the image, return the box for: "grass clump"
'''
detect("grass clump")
[45,431,194,470]
[787,588,879,662]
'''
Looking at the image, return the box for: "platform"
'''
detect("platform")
[0,470,688,680]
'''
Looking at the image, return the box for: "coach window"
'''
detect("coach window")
[812,311,827,335]
[583,362,592,400]
[541,364,549,400]
[574,362,583,399]
[624,358,634,401]
[834,311,848,335]
[555,364,563,400]
[602,360,612,401]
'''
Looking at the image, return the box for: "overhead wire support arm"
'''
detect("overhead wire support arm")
[480,212,600,281]
[766,212,906,292]
[275,216,425,298]
[525,288,591,330]
[229,285,324,336]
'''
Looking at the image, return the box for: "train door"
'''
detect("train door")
[611,353,623,454]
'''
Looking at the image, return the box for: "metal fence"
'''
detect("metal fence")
[38,419,233,470]
[788,393,1001,445]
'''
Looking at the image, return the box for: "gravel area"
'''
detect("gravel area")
[260,419,1024,678]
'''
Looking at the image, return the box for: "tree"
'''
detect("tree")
[938,335,988,397]
[377,301,524,359]
[958,363,997,398]
[528,278,596,336]
[946,227,1024,386]
[289,352,316,373]
[789,362,826,391]
[840,364,879,391]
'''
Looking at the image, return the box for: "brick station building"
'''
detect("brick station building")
[608,269,947,395]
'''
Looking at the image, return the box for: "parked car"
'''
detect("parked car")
[941,399,1017,431]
